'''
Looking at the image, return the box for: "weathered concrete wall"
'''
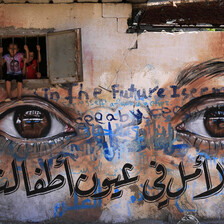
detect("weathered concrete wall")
[0,3,224,223]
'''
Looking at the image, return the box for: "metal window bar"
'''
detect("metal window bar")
[37,35,40,74]
[24,36,27,79]
[12,37,15,75]
[0,36,2,80]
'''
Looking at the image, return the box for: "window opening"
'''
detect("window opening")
[0,29,83,86]
[0,35,47,80]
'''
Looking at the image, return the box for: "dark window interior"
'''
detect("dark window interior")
[128,2,224,33]
[0,36,47,79]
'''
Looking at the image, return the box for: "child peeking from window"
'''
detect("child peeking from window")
[21,45,41,79]
[0,43,29,100]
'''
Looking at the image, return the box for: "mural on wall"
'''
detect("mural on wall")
[0,5,223,219]
[0,57,223,222]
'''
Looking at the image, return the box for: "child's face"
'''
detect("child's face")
[29,52,34,60]
[8,44,19,57]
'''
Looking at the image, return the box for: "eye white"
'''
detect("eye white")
[0,111,65,139]
[184,111,211,138]
[47,114,64,138]
[0,111,20,138]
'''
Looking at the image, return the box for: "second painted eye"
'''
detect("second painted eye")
[173,94,224,151]
[176,106,224,139]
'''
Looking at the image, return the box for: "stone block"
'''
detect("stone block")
[77,0,98,2]
[53,0,74,2]
[103,3,132,18]
[3,0,27,3]
[118,18,128,33]
[126,0,147,3]
[26,0,49,3]
[102,0,122,3]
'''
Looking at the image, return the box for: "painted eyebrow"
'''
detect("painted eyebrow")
[176,59,224,88]
[172,92,224,123]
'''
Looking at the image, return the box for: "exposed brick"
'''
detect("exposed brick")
[103,3,132,18]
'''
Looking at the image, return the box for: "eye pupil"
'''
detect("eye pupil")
[14,106,51,139]
[204,107,224,137]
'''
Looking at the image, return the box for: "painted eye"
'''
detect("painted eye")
[0,105,69,139]
[0,96,85,157]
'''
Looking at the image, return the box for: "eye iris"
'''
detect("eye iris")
[204,107,224,137]
[13,106,51,139]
